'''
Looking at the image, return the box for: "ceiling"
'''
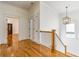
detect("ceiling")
[1,1,36,10]
[44,1,79,14]
[1,1,79,13]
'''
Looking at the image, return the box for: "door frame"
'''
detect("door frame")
[6,17,19,44]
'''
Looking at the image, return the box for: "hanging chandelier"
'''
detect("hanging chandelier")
[63,6,71,24]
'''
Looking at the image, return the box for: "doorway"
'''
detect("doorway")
[8,23,13,35]
[7,17,19,47]
[7,23,13,46]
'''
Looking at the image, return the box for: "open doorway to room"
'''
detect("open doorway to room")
[7,17,19,48]
[7,23,13,46]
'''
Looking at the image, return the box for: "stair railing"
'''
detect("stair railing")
[55,33,67,55]
[38,30,67,55]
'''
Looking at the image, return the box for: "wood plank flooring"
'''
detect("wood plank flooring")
[0,39,69,57]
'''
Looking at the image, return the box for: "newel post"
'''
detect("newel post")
[51,30,56,51]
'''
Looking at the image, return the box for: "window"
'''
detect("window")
[66,24,75,33]
[66,23,76,38]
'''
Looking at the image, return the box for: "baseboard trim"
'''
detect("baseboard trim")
[55,49,78,57]
[66,52,78,57]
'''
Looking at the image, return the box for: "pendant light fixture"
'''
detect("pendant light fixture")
[63,6,71,24]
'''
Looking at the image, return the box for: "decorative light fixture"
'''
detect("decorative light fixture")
[63,6,71,24]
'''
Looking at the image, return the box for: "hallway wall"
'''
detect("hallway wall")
[40,2,59,48]
[59,10,79,56]
[0,2,29,44]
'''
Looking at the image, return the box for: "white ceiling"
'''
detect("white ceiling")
[1,1,36,10]
[44,1,79,14]
[1,1,79,13]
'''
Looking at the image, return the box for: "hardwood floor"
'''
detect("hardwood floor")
[0,39,70,57]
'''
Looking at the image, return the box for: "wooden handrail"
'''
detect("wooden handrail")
[55,33,67,55]
[38,30,67,55]
[36,30,52,33]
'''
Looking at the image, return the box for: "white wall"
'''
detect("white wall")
[0,2,29,44]
[40,2,59,48]
[40,2,79,56]
[59,9,79,56]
